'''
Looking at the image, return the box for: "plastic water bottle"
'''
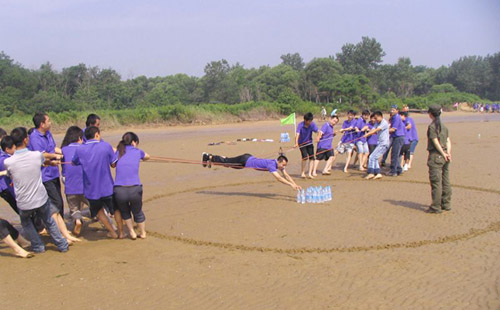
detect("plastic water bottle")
[301,189,305,204]
[313,187,319,203]
[306,187,312,203]
[297,190,301,203]
[328,186,332,201]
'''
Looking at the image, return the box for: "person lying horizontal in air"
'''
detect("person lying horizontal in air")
[202,153,302,191]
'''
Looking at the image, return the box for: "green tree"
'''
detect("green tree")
[280,53,305,71]
[336,37,385,76]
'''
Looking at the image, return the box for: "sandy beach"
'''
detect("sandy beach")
[1,112,499,309]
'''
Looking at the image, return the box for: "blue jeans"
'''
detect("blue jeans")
[19,199,68,253]
[409,140,419,154]
[390,136,405,174]
[368,144,389,175]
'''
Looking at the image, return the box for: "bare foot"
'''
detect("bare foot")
[15,250,34,258]
[73,219,82,236]
[312,173,318,177]
[359,168,366,171]
[138,233,147,239]
[106,232,119,239]
[343,168,349,173]
[301,174,307,179]
[118,233,126,239]
[308,174,315,179]
[68,236,82,243]
[129,230,137,240]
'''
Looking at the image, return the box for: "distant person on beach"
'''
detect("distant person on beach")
[113,132,150,240]
[201,153,302,191]
[399,112,412,172]
[312,115,339,176]
[426,104,452,214]
[295,113,318,179]
[339,110,357,173]
[321,106,327,120]
[0,218,33,258]
[72,126,124,238]
[363,111,390,180]
[4,127,69,253]
[61,126,89,236]
[405,112,418,169]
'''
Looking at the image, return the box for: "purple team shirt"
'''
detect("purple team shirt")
[317,122,335,150]
[366,123,378,145]
[72,139,117,200]
[114,146,146,186]
[354,118,367,143]
[407,117,418,141]
[296,121,318,145]
[245,156,278,173]
[341,119,356,143]
[61,143,84,195]
[390,113,406,138]
[403,119,411,145]
[0,151,14,194]
[28,129,60,182]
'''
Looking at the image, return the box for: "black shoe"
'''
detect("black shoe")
[426,208,442,214]
[202,153,210,167]
[442,207,451,211]
[386,172,398,177]
[381,162,386,167]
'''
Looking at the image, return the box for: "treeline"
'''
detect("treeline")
[0,37,498,120]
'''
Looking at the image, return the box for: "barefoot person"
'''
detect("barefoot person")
[295,113,318,178]
[339,110,357,173]
[0,218,33,258]
[363,112,390,180]
[61,126,89,236]
[4,127,69,253]
[312,115,339,176]
[202,153,302,191]
[113,132,150,239]
[426,104,452,214]
[72,126,124,238]
[354,110,370,171]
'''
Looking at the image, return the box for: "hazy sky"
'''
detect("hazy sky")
[1,0,499,78]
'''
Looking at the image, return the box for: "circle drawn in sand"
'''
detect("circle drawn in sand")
[144,179,500,254]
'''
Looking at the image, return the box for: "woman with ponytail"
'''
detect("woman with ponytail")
[113,132,150,239]
[426,104,452,214]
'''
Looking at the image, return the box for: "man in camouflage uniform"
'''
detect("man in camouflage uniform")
[426,104,452,213]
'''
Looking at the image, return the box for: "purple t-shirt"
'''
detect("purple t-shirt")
[317,122,335,150]
[403,119,411,145]
[354,118,367,143]
[390,114,406,138]
[296,121,318,145]
[341,119,356,143]
[366,123,378,145]
[244,156,278,173]
[407,117,418,141]
[72,139,117,200]
[61,143,84,195]
[28,129,60,182]
[114,146,146,186]
[0,151,14,195]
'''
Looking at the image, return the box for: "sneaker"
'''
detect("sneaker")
[403,164,408,172]
[386,172,398,177]
[373,174,383,180]
[426,208,442,214]
[442,207,451,211]
[364,174,375,180]
[202,152,209,167]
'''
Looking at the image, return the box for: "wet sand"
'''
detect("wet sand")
[1,112,499,309]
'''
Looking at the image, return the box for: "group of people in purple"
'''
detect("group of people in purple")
[201,105,419,194]
[294,105,419,180]
[0,113,149,258]
[472,102,500,113]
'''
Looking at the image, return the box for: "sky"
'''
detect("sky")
[1,0,499,78]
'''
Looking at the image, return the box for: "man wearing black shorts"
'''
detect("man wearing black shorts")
[313,115,339,176]
[295,113,318,178]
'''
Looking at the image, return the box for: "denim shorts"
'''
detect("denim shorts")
[409,140,419,154]
[355,141,369,154]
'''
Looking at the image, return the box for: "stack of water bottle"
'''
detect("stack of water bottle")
[296,186,332,204]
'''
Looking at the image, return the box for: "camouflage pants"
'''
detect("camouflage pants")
[427,152,452,211]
